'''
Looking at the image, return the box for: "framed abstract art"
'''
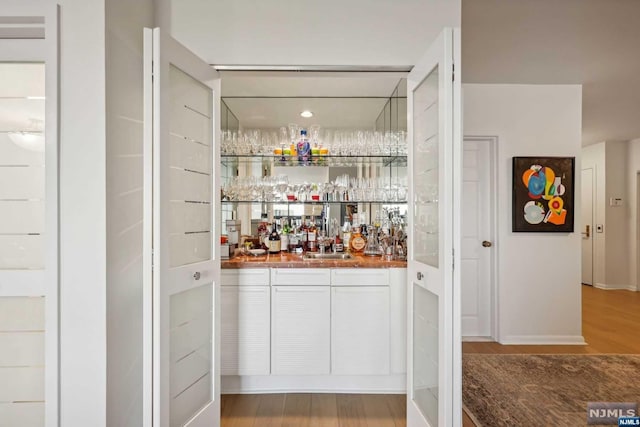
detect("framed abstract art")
[512,156,575,232]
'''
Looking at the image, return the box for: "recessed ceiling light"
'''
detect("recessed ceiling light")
[300,110,313,118]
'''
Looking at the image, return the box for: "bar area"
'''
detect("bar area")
[218,76,410,393]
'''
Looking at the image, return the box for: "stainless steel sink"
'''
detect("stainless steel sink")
[302,253,353,260]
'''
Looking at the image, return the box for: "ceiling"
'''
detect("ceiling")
[462,0,640,145]
[221,73,405,129]
[172,0,640,146]
[171,0,460,67]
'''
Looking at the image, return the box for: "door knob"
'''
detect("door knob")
[417,272,423,280]
[482,241,492,248]
[193,271,201,280]
[581,225,590,238]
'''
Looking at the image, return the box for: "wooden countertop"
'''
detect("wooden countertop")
[222,252,407,269]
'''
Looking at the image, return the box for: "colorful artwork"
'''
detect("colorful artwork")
[512,157,575,232]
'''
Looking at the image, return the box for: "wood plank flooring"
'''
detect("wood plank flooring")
[222,285,639,427]
[221,394,406,427]
[464,285,640,355]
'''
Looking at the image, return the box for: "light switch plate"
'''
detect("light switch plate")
[610,197,623,207]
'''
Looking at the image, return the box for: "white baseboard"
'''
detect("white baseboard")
[499,335,586,345]
[462,336,494,342]
[222,374,406,394]
[594,283,638,291]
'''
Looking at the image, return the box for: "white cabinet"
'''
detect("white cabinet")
[221,266,406,389]
[389,268,407,374]
[330,268,391,376]
[271,285,330,375]
[331,286,390,375]
[221,269,270,375]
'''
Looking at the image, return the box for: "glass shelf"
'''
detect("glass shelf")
[221,200,408,205]
[221,154,408,168]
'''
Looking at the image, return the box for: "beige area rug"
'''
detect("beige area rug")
[463,354,640,427]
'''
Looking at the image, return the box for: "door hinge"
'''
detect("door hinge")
[452,248,455,270]
[452,64,455,82]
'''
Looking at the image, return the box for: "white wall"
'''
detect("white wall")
[464,84,584,345]
[105,0,153,426]
[171,0,460,66]
[58,0,107,425]
[581,141,633,290]
[59,0,155,425]
[604,141,628,287]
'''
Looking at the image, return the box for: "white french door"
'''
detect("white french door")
[406,28,461,427]
[0,3,59,427]
[144,28,221,427]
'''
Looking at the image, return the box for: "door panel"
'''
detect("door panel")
[581,168,594,285]
[0,26,58,426]
[407,28,461,427]
[144,28,221,427]
[461,140,493,338]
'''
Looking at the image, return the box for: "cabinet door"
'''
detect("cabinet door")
[221,286,270,375]
[271,286,330,375]
[331,286,390,375]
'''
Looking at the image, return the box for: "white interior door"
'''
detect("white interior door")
[581,168,594,285]
[0,4,58,427]
[461,139,493,338]
[144,28,221,427]
[407,28,461,427]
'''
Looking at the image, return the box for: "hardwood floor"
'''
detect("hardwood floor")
[464,285,640,355]
[221,393,406,427]
[222,286,639,427]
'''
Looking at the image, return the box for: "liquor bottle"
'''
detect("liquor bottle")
[349,225,366,253]
[307,217,317,252]
[280,217,290,252]
[334,233,344,253]
[342,217,351,251]
[268,222,281,254]
[297,129,311,164]
[299,219,309,252]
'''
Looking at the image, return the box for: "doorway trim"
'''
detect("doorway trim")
[462,136,499,342]
[581,167,595,286]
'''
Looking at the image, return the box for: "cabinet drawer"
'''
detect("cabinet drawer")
[271,268,330,286]
[221,268,270,286]
[331,268,389,286]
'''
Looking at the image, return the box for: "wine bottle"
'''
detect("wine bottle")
[280,217,289,252]
[268,222,281,254]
